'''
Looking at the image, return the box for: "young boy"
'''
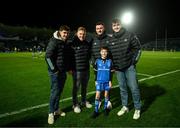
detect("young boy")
[91,46,113,118]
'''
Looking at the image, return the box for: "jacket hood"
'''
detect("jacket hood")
[53,31,63,40]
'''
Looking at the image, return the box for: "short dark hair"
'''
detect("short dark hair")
[112,18,121,24]
[100,46,109,51]
[96,21,105,26]
[59,25,70,32]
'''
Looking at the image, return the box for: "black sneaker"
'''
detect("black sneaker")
[91,111,99,118]
[104,108,110,116]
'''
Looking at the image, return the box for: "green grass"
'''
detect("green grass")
[0,51,180,127]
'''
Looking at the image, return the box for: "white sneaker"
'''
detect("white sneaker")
[48,113,54,124]
[107,101,112,109]
[117,106,129,116]
[98,101,102,109]
[85,101,92,108]
[133,110,140,120]
[54,109,66,116]
[73,105,81,113]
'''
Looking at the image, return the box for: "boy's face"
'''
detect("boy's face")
[100,49,108,59]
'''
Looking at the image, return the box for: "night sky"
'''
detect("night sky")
[1,0,180,42]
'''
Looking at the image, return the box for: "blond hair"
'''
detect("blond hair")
[77,26,86,32]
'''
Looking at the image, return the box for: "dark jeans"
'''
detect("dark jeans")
[72,70,90,105]
[48,69,66,113]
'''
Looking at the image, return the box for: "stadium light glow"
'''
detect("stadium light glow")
[120,11,134,26]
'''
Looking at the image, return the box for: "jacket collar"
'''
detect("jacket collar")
[113,27,126,38]
[96,32,107,40]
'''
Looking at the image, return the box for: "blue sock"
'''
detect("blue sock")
[104,98,108,109]
[95,99,99,112]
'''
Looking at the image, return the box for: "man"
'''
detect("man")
[91,22,110,65]
[91,22,112,109]
[45,25,70,124]
[109,18,142,120]
[70,27,92,113]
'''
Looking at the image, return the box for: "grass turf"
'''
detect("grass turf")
[0,51,180,127]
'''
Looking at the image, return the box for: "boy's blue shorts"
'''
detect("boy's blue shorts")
[96,81,110,91]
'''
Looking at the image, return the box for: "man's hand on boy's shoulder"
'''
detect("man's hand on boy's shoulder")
[111,69,115,72]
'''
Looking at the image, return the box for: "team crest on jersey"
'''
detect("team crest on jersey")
[99,63,102,67]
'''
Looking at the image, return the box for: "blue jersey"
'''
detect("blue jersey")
[95,58,112,82]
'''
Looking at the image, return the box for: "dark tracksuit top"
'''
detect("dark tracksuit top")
[91,33,111,67]
[108,28,141,70]
[45,35,68,73]
[70,36,91,71]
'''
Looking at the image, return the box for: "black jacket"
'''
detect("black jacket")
[91,33,111,67]
[70,36,91,71]
[45,34,68,73]
[108,28,141,70]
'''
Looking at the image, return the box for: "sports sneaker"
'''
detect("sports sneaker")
[117,106,129,116]
[133,109,140,120]
[85,101,92,108]
[98,101,102,109]
[48,113,54,124]
[73,105,81,113]
[54,109,66,116]
[107,101,112,109]
[91,111,99,118]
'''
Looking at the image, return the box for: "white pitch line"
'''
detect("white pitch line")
[142,56,180,59]
[139,69,180,82]
[137,73,153,77]
[0,69,180,119]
